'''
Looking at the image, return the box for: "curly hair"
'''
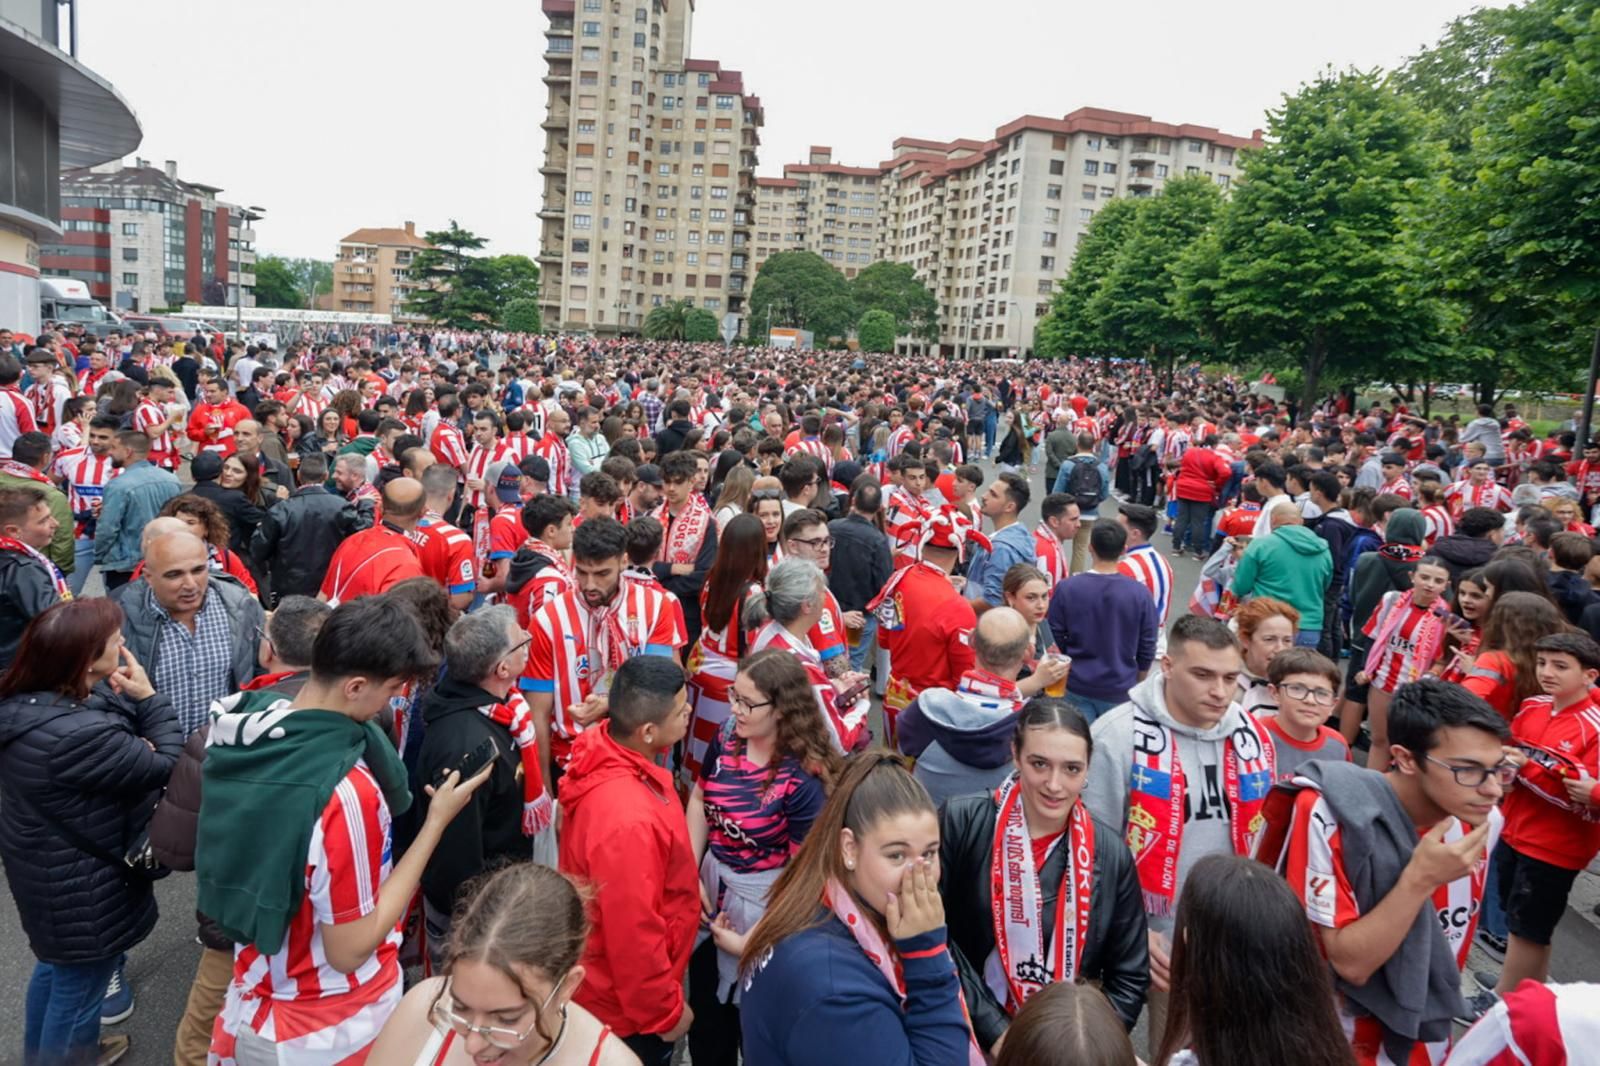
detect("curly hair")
[737,648,843,791]
[160,493,230,547]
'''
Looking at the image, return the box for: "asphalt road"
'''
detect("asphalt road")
[3,457,1599,1065]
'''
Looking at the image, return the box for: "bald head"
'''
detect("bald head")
[144,530,210,615]
[140,516,190,554]
[382,476,425,528]
[234,419,261,454]
[973,606,1031,675]
[1269,502,1304,529]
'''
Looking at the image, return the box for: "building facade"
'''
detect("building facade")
[873,108,1260,358]
[752,147,883,279]
[537,0,762,335]
[333,221,430,321]
[0,1,141,333]
[42,158,258,314]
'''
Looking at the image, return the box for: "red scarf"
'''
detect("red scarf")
[956,669,1022,707]
[988,776,1093,1012]
[1126,707,1273,916]
[0,459,51,485]
[655,495,712,565]
[0,536,70,601]
[480,692,554,836]
[821,878,985,1066]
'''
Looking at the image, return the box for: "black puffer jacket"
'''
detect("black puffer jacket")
[938,792,1149,1048]
[249,484,368,601]
[0,688,182,963]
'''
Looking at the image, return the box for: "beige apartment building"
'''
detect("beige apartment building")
[875,107,1260,358]
[333,221,430,321]
[752,147,884,278]
[537,0,762,334]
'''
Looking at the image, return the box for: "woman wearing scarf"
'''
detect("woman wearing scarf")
[936,699,1148,1055]
[684,650,839,1066]
[739,752,983,1066]
[684,514,768,782]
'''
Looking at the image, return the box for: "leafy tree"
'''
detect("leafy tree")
[1085,176,1223,384]
[485,255,541,308]
[251,255,303,309]
[749,251,855,343]
[283,258,333,303]
[684,307,720,343]
[850,261,938,341]
[643,300,691,341]
[1034,197,1142,358]
[405,220,497,327]
[857,309,897,353]
[501,297,543,334]
[1187,69,1442,411]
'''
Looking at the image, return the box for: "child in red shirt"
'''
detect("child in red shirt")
[1261,648,1351,781]
[1481,632,1600,1012]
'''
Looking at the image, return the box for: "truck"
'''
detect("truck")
[39,278,122,339]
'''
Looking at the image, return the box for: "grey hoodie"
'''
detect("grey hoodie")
[896,686,1017,810]
[1083,671,1248,935]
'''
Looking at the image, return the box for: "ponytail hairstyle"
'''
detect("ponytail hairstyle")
[739,751,932,977]
[738,648,843,790]
[434,864,591,1049]
[1010,696,1093,764]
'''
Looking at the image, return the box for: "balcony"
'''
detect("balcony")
[539,152,569,175]
[543,61,572,83]
[1127,168,1156,188]
[1128,143,1158,164]
[542,109,569,130]
[537,202,566,220]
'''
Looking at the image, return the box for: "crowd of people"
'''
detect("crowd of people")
[0,319,1598,1066]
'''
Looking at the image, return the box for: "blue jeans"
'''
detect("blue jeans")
[1295,628,1322,648]
[983,412,998,455]
[24,955,117,1063]
[1064,691,1123,723]
[67,535,94,598]
[1480,844,1509,939]
[848,614,878,675]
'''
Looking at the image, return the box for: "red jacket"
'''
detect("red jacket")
[1174,445,1232,503]
[558,721,698,1038]
[185,400,250,457]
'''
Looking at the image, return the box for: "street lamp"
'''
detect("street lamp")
[234,205,265,346]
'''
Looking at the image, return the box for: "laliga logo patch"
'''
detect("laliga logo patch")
[818,611,835,635]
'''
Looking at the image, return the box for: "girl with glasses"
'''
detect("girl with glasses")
[684,649,841,1066]
[369,863,634,1066]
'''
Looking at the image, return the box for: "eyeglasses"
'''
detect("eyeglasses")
[1423,755,1518,788]
[254,624,274,651]
[789,535,834,550]
[1277,681,1337,707]
[431,974,568,1050]
[501,635,533,662]
[730,691,774,715]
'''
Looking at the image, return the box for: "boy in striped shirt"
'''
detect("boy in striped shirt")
[1115,503,1173,654]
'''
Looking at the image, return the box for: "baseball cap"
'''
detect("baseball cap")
[493,463,522,504]
[635,463,664,487]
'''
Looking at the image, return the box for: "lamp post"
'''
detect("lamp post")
[233,205,265,346]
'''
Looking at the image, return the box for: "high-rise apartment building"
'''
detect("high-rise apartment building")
[42,158,256,315]
[874,108,1259,358]
[332,221,430,321]
[752,147,884,278]
[537,0,762,335]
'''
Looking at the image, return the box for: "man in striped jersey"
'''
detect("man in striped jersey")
[1117,503,1174,656]
[522,517,685,787]
[1033,493,1081,593]
[59,417,119,596]
[1445,458,1515,517]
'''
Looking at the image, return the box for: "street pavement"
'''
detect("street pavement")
[3,456,1599,1064]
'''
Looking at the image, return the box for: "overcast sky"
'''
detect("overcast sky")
[74,0,1486,261]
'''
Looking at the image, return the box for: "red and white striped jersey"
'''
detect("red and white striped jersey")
[462,440,510,510]
[133,399,179,469]
[25,379,70,434]
[1118,544,1174,629]
[502,430,535,464]
[1360,593,1449,692]
[1379,476,1414,500]
[1071,415,1098,440]
[1034,525,1070,590]
[60,450,118,536]
[215,763,403,1064]
[532,433,572,498]
[788,436,832,475]
[292,392,328,421]
[1161,428,1191,465]
[429,422,469,471]
[1281,787,1500,1066]
[521,585,686,763]
[1421,506,1454,547]
[883,488,932,555]
[1447,981,1600,1066]
[1445,480,1514,516]
[0,385,38,458]
[887,424,914,458]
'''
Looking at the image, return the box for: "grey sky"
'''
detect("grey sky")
[75,0,1483,262]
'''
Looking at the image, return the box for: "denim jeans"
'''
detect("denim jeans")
[24,955,117,1063]
[848,614,878,675]
[983,412,998,456]
[1064,691,1123,723]
[1173,500,1214,554]
[67,535,94,598]
[1480,844,1509,939]
[1295,628,1322,648]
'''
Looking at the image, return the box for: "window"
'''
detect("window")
[710,186,728,199]
[1186,165,1200,176]
[122,272,139,285]
[572,239,590,253]
[122,247,138,261]
[574,191,593,205]
[580,46,599,59]
[1085,136,1101,151]
[573,214,592,229]
[583,0,600,8]
[1081,184,1096,201]
[1040,256,1055,271]
[1041,231,1058,246]
[577,120,596,134]
[634,32,645,46]
[1083,160,1099,176]
[1105,137,1120,150]
[1156,164,1169,178]
[1188,139,1204,152]
[1101,186,1115,199]
[1037,279,1054,294]
[121,222,138,236]
[1048,159,1065,176]
[1102,162,1117,175]
[1045,184,1062,200]
[1217,174,1231,189]
[716,95,734,110]
[1043,207,1060,224]
[1078,208,1093,221]
[582,20,600,34]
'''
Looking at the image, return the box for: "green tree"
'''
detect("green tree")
[485,254,541,308]
[252,256,304,309]
[1034,197,1142,358]
[684,307,720,343]
[857,309,897,352]
[501,297,543,333]
[748,251,855,343]
[850,261,937,341]
[1084,176,1223,384]
[283,258,333,303]
[1188,69,1442,411]
[643,300,692,341]
[405,220,496,327]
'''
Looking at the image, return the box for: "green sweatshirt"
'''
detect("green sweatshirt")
[1231,523,1334,629]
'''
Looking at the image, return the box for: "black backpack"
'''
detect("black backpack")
[1066,456,1101,513]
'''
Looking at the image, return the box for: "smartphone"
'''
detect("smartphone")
[437,737,498,786]
[835,676,872,707]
